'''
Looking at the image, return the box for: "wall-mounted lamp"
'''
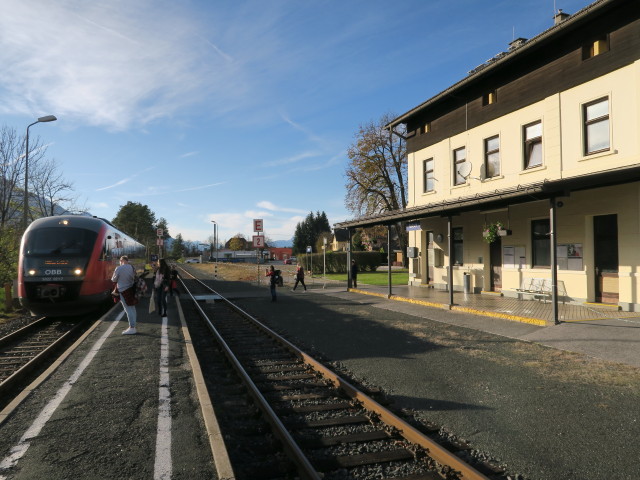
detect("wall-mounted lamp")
[436,233,444,242]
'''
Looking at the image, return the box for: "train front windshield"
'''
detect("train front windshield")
[24,227,98,257]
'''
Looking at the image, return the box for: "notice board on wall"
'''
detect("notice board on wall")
[557,243,583,271]
[503,246,526,268]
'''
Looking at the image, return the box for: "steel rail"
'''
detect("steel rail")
[177,272,322,480]
[0,319,88,396]
[179,268,490,480]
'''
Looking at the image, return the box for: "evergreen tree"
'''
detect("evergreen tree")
[292,211,332,255]
[170,233,185,258]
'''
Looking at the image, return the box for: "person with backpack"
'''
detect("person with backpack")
[111,255,138,335]
[266,265,279,302]
[292,262,307,292]
[154,258,171,317]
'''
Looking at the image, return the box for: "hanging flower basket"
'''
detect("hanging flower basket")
[482,221,504,244]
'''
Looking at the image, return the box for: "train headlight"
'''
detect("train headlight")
[73,268,83,275]
[28,269,37,276]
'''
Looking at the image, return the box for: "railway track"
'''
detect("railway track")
[178,268,495,480]
[0,316,91,410]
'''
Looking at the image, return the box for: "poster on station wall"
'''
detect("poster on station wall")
[557,243,583,271]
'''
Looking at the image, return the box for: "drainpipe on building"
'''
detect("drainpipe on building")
[448,216,454,306]
[550,197,560,324]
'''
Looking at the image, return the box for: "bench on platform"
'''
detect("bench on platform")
[513,278,567,303]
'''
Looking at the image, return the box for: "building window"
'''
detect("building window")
[532,219,550,267]
[523,121,543,169]
[582,35,609,60]
[482,90,497,106]
[583,97,610,155]
[484,135,500,178]
[423,158,434,193]
[421,122,431,134]
[452,227,463,266]
[453,147,467,186]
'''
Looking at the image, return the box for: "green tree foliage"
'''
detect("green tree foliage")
[345,113,408,263]
[292,211,331,255]
[111,201,157,246]
[170,233,185,259]
[0,226,20,285]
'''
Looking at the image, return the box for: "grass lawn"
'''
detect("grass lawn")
[323,270,409,286]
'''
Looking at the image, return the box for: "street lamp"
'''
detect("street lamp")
[23,115,57,229]
[210,220,218,262]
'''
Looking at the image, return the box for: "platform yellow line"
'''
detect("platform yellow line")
[349,288,548,326]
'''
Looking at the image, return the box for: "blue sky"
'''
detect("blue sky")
[0,0,593,245]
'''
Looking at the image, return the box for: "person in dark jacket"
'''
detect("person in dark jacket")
[292,263,307,292]
[266,265,278,301]
[351,259,358,288]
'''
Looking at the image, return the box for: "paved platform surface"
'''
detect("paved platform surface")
[314,282,640,368]
[0,295,216,480]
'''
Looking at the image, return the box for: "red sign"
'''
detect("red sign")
[253,219,263,232]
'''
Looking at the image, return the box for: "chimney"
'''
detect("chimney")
[554,9,571,25]
[509,37,527,50]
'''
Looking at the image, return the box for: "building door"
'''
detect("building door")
[593,214,619,303]
[490,236,502,291]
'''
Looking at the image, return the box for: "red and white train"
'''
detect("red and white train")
[18,215,145,316]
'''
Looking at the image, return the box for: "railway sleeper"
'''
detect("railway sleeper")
[258,380,328,392]
[313,447,416,470]
[251,364,309,374]
[287,414,370,429]
[279,400,354,414]
[296,429,394,448]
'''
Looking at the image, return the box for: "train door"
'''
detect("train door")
[593,214,619,303]
[490,236,502,291]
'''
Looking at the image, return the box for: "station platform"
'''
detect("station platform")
[318,283,640,368]
[0,295,218,480]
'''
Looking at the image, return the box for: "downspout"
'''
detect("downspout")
[550,197,559,324]
[448,215,454,306]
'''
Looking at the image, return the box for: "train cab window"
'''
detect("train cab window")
[24,228,97,256]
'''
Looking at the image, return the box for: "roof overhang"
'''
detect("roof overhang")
[335,165,640,230]
[385,0,617,130]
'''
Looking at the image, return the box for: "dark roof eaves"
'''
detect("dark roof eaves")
[386,0,614,129]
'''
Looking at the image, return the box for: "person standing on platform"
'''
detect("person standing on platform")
[266,265,278,302]
[154,258,171,317]
[112,255,138,335]
[351,259,358,289]
[292,263,307,292]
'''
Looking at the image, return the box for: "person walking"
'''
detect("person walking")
[169,264,180,297]
[351,259,358,289]
[266,265,278,302]
[292,263,307,292]
[154,258,171,317]
[112,255,138,335]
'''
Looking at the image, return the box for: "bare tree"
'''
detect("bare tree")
[29,157,75,217]
[0,125,49,229]
[344,113,408,261]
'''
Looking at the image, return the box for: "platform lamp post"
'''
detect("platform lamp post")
[23,115,57,230]
[210,220,217,279]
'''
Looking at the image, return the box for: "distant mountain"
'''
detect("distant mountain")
[271,239,293,248]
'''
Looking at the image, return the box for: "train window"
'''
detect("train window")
[24,228,98,256]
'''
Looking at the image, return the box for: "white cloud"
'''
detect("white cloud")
[0,1,243,130]
[257,201,307,214]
